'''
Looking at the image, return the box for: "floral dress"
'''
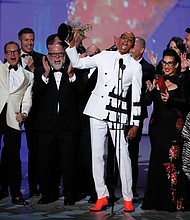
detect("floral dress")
[141,75,190,211]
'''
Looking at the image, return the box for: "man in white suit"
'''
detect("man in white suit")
[65,31,142,212]
[0,41,33,205]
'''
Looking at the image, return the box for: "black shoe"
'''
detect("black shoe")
[12,197,29,205]
[64,197,75,206]
[29,190,40,197]
[0,190,9,200]
[37,196,57,204]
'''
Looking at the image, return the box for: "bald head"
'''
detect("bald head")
[86,45,101,57]
[117,31,135,55]
[130,37,146,60]
[124,31,135,38]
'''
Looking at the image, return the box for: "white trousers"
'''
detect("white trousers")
[90,117,133,201]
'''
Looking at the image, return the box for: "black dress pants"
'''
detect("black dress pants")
[24,119,40,193]
[0,104,22,198]
[38,128,78,200]
[128,119,144,194]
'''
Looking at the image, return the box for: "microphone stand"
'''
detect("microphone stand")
[110,61,125,215]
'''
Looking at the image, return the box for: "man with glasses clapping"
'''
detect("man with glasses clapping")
[32,43,83,206]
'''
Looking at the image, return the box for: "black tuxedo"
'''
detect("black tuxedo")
[126,58,155,119]
[23,50,44,195]
[33,66,83,201]
[128,58,155,195]
[31,50,44,67]
[20,50,44,70]
[75,68,97,199]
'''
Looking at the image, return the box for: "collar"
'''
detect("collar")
[21,50,33,57]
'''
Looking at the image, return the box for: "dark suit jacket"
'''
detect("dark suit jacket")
[126,57,155,121]
[23,50,44,70]
[33,66,83,132]
[32,50,44,67]
[74,68,98,110]
[23,50,44,129]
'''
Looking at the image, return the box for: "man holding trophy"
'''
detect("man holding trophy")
[57,22,142,213]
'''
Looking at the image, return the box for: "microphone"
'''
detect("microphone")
[121,64,126,71]
[119,58,123,68]
[119,58,126,71]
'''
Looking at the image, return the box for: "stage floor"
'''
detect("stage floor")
[0,134,190,219]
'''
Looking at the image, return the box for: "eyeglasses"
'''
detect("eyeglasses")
[48,52,65,57]
[5,50,20,55]
[161,60,175,67]
[120,34,134,43]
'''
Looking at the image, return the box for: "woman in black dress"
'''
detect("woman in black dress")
[141,49,189,211]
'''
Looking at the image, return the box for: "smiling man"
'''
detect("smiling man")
[32,43,83,206]
[0,41,33,205]
[65,31,142,212]
[18,27,45,198]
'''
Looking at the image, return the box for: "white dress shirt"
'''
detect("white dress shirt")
[9,66,24,93]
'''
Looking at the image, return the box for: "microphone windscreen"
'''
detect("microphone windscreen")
[121,64,126,71]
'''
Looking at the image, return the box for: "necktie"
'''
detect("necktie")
[8,65,18,71]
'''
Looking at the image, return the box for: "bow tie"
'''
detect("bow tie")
[52,68,64,73]
[8,65,18,71]
[21,52,32,58]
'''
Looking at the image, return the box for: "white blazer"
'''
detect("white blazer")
[0,61,34,130]
[66,47,142,126]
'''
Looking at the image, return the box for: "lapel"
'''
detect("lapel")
[5,66,10,90]
[59,65,69,88]
[49,71,58,91]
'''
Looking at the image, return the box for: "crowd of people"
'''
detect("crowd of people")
[0,20,190,213]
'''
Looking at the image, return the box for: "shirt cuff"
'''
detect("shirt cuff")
[42,75,49,84]
[69,73,76,82]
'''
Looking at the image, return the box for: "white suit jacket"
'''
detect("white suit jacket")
[66,47,142,126]
[0,61,34,130]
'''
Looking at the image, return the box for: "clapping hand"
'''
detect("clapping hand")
[42,56,50,78]
[25,56,35,72]
[67,62,74,78]
[147,50,158,67]
[146,79,156,91]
